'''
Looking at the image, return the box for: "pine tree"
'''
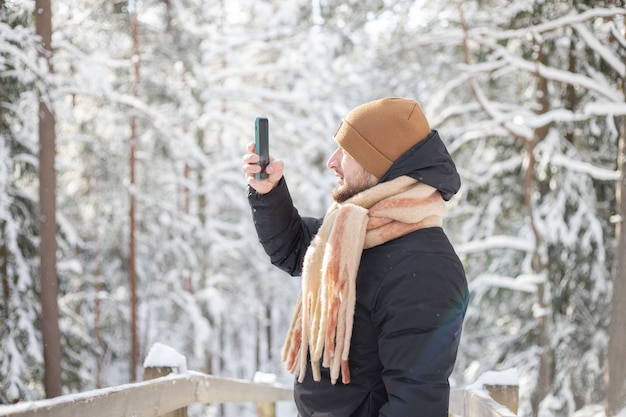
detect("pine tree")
[0,1,45,403]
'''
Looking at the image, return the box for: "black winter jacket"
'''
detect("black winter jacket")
[248,130,469,417]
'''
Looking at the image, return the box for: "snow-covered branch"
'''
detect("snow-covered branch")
[414,8,626,49]
[486,7,626,41]
[456,235,535,255]
[550,154,621,181]
[584,102,626,117]
[572,23,625,77]
[519,103,626,130]
[480,39,623,102]
[469,273,545,294]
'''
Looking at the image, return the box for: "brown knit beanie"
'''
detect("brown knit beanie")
[333,97,431,179]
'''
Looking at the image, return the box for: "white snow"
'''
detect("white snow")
[468,368,519,390]
[469,273,545,294]
[456,235,535,255]
[571,405,605,417]
[550,154,621,182]
[143,343,188,373]
[253,371,278,384]
[2,2,625,416]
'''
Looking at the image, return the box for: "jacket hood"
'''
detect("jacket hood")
[378,130,461,201]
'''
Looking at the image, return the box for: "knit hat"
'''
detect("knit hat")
[333,97,431,179]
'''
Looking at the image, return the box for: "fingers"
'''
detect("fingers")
[242,142,283,194]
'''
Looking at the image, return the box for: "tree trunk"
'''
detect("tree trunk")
[129,10,140,382]
[1,85,7,320]
[606,41,626,415]
[2,229,9,319]
[530,47,553,417]
[266,305,272,361]
[35,0,62,398]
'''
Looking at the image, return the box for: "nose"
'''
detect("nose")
[327,147,341,170]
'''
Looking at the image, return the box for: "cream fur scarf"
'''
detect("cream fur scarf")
[281,175,446,385]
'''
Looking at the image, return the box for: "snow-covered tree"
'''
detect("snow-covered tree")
[0,1,45,402]
[48,2,342,411]
[3,1,625,417]
[422,3,624,416]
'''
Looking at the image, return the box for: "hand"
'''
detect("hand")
[242,142,284,194]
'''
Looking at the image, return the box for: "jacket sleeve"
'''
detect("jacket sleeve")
[374,255,469,417]
[247,177,323,276]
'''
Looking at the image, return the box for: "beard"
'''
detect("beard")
[332,168,378,203]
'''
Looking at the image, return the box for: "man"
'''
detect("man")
[243,97,469,416]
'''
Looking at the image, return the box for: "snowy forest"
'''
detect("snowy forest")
[1,0,625,416]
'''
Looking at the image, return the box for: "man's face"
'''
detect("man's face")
[326,146,378,203]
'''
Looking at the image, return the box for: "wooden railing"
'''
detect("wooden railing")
[0,370,293,417]
[0,346,518,417]
[450,383,519,417]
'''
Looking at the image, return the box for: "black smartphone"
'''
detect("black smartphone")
[255,117,269,180]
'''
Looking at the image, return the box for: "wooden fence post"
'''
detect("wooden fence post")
[484,384,519,414]
[254,371,280,417]
[256,401,275,417]
[143,344,189,417]
[143,366,188,417]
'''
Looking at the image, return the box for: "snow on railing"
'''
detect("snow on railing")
[0,344,518,417]
[450,369,519,417]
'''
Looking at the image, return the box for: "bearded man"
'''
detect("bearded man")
[243,97,469,417]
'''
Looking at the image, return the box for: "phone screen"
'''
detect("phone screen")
[255,117,269,180]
